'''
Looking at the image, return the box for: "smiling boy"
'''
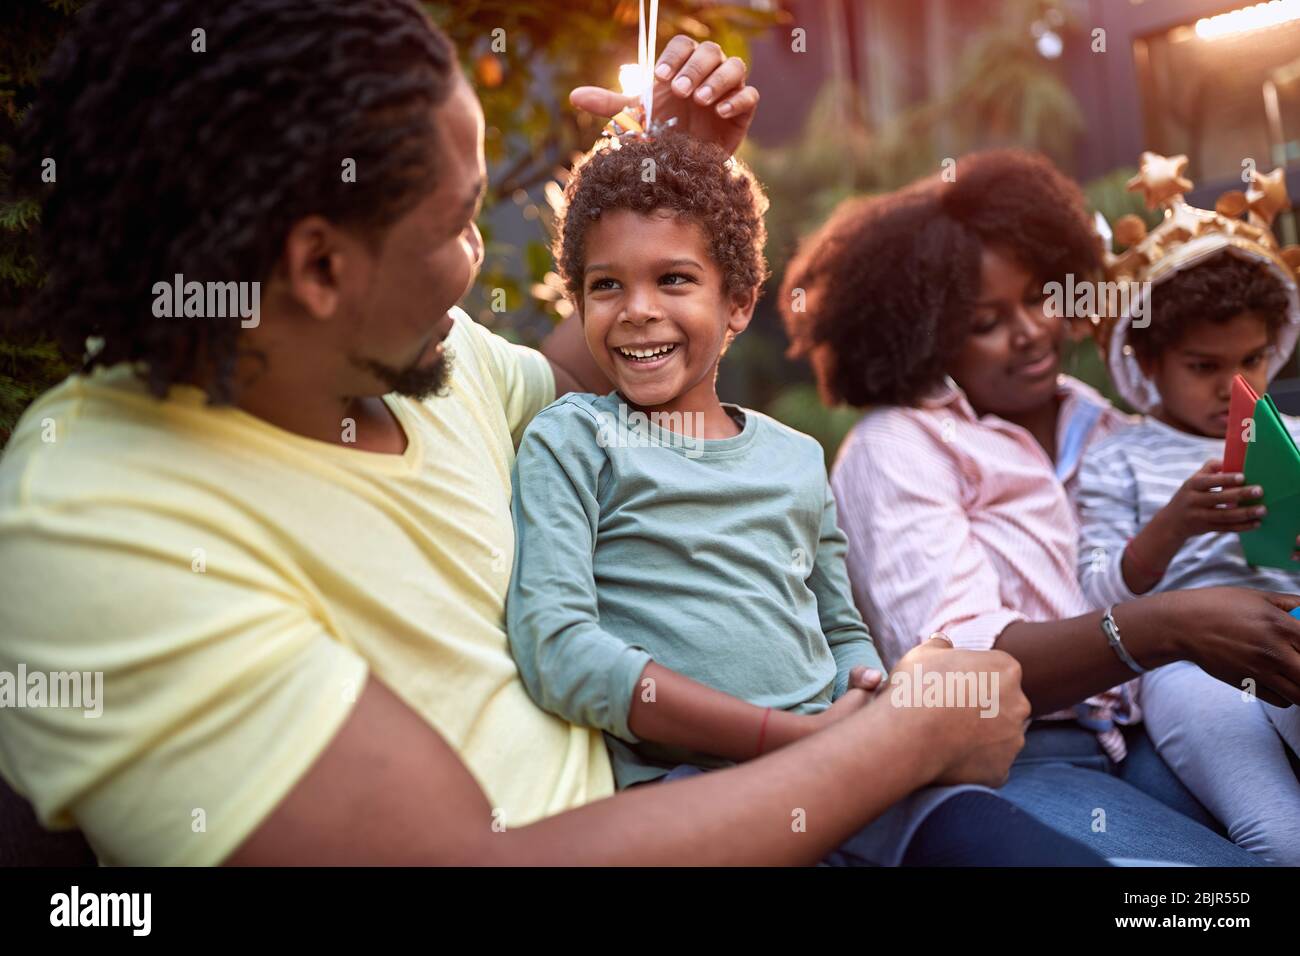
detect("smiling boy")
[507,134,889,790]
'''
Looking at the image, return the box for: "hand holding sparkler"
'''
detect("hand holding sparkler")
[570,33,759,156]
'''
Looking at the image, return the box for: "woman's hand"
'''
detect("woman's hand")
[569,35,759,156]
[1145,587,1300,707]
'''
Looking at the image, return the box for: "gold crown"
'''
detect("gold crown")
[1096,154,1299,341]
[1094,152,1300,412]
[1110,152,1297,274]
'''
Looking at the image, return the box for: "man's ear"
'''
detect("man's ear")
[726,287,759,335]
[279,215,354,320]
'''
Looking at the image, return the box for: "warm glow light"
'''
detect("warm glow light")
[1036,29,1063,59]
[1195,0,1300,39]
[618,62,648,98]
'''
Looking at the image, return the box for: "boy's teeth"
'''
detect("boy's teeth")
[618,344,676,361]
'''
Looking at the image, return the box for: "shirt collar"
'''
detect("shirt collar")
[922,374,1100,419]
[922,374,1115,476]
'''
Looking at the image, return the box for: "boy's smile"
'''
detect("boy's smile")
[579,209,753,423]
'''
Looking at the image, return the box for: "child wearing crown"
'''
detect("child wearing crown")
[1077,154,1300,864]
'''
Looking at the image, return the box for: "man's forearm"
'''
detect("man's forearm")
[226,648,1009,866]
[497,698,939,866]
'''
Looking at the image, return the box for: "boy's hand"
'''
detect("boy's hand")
[846,664,885,694]
[811,667,885,730]
[1124,459,1282,594]
[569,35,759,156]
[1160,459,1265,538]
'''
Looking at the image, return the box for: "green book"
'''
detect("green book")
[1241,394,1300,569]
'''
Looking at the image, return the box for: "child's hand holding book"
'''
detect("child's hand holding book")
[1123,459,1271,592]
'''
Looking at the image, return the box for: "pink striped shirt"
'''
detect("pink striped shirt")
[831,375,1140,760]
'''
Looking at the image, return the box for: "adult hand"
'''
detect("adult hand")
[569,35,759,156]
[889,635,1030,788]
[1153,586,1300,707]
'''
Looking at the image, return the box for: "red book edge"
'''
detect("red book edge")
[1224,375,1261,473]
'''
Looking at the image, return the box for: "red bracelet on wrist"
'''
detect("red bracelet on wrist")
[1124,538,1166,581]
[756,707,772,757]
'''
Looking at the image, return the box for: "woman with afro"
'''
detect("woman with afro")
[781,148,1299,865]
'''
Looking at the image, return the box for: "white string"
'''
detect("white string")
[639,0,659,129]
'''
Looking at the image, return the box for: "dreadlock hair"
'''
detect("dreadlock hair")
[15,0,457,402]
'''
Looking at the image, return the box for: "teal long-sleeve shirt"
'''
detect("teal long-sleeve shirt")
[506,392,883,789]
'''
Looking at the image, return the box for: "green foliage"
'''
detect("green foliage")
[1083,165,1161,236]
[942,0,1083,164]
[428,1,775,200]
[0,1,89,445]
[746,0,1104,461]
[750,0,1084,280]
[765,383,861,470]
[0,334,64,444]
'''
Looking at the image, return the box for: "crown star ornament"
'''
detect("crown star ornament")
[1126,152,1193,209]
[1247,166,1290,225]
[603,104,678,145]
[1094,152,1300,413]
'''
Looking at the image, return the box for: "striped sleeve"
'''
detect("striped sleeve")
[1076,438,1140,609]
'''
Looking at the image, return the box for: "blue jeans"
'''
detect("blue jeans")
[661,719,1261,866]
[662,763,1107,866]
[996,721,1263,866]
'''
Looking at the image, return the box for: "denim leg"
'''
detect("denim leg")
[998,760,1263,866]
[1015,720,1222,833]
[899,791,1108,866]
[1116,722,1223,834]
[663,763,1104,866]
[818,785,1107,866]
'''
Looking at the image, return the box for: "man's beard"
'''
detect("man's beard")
[349,345,453,400]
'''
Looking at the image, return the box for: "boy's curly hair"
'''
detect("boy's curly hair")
[779,149,1102,407]
[555,134,769,303]
[1130,252,1291,364]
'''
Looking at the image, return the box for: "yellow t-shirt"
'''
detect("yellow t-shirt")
[0,308,614,865]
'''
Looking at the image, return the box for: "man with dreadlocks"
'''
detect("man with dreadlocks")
[0,0,1033,866]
